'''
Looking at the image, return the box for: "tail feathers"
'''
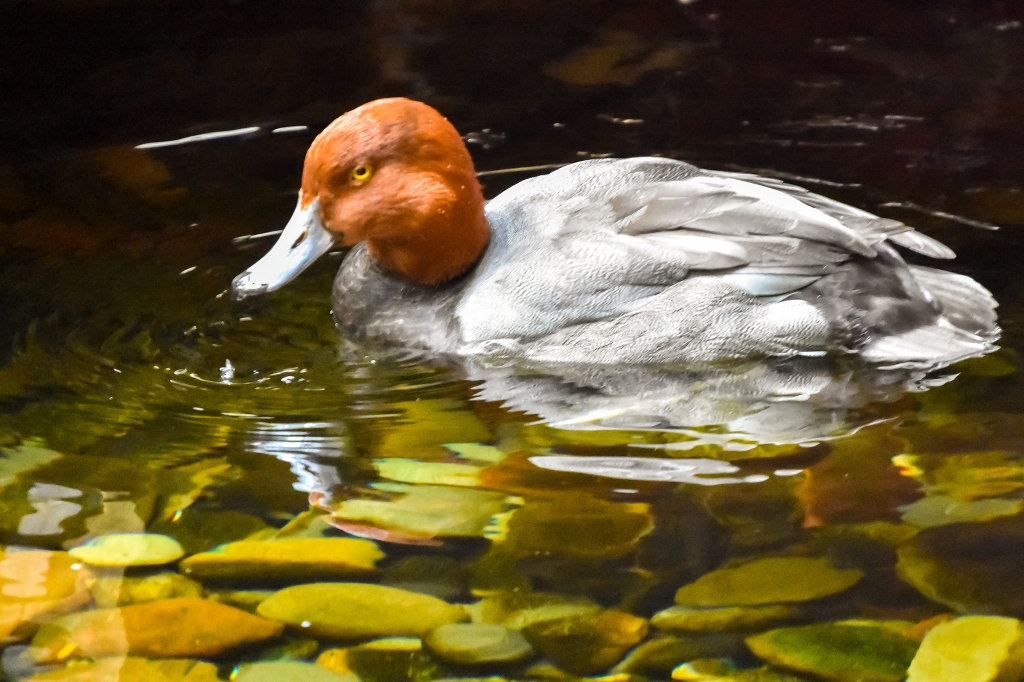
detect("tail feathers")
[910,265,999,339]
[861,318,993,368]
[862,266,999,367]
[888,231,956,260]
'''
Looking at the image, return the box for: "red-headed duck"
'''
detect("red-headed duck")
[232,98,998,365]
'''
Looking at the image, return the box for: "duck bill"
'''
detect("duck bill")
[232,197,335,299]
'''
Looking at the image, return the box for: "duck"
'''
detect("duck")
[232,97,998,366]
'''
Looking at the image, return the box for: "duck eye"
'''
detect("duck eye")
[350,165,372,183]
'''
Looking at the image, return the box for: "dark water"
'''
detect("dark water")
[3,0,1024,679]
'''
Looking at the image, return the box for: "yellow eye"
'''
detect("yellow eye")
[351,165,372,183]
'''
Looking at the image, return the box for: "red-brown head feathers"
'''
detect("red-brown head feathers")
[301,98,489,285]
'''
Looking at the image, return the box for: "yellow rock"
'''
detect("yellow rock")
[179,537,384,581]
[31,597,283,662]
[675,557,862,607]
[257,583,468,639]
[316,647,353,674]
[0,549,92,642]
[27,656,220,681]
[90,572,203,608]
[68,533,184,567]
[373,459,482,487]
[907,616,1024,682]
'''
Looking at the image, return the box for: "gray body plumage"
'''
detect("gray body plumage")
[333,157,998,366]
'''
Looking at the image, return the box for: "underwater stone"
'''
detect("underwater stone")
[381,555,468,601]
[521,609,649,674]
[321,637,444,682]
[652,605,797,632]
[149,508,271,555]
[675,557,862,607]
[257,583,468,639]
[234,660,358,682]
[0,549,92,642]
[207,589,275,612]
[906,616,1024,682]
[672,663,815,681]
[68,533,184,566]
[90,571,203,608]
[896,516,1024,615]
[329,484,509,540]
[179,537,384,581]
[26,656,221,681]
[425,622,534,664]
[612,635,749,675]
[31,597,283,661]
[745,622,919,682]
[468,590,602,630]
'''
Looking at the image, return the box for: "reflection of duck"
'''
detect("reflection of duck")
[233,98,997,366]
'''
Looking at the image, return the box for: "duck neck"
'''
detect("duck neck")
[366,175,490,286]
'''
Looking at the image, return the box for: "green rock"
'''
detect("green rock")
[257,583,468,639]
[745,622,919,682]
[502,497,653,560]
[425,622,534,664]
[68,533,184,566]
[180,537,384,581]
[675,557,862,607]
[330,483,509,540]
[468,590,601,630]
[335,637,444,682]
[901,496,1024,528]
[26,656,221,681]
[613,635,748,675]
[907,616,1024,682]
[521,610,649,674]
[90,572,203,607]
[149,507,272,555]
[257,637,320,662]
[652,605,797,633]
[31,597,284,662]
[374,459,483,487]
[671,663,814,681]
[381,555,467,601]
[234,661,357,682]
[207,590,275,612]
[896,517,1024,614]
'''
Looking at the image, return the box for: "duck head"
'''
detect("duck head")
[232,98,489,299]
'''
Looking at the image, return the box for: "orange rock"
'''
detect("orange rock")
[31,597,283,662]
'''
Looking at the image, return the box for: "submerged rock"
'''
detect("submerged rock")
[0,550,92,642]
[207,589,275,612]
[745,622,919,682]
[179,537,384,581]
[896,516,1024,615]
[672,663,815,681]
[328,483,509,541]
[425,622,534,664]
[235,660,358,682]
[319,637,444,682]
[31,597,283,661]
[652,605,797,633]
[26,656,221,681]
[466,590,601,630]
[90,572,203,608]
[612,635,749,675]
[675,557,862,607]
[257,583,468,639]
[149,508,272,555]
[68,533,184,566]
[521,609,649,674]
[907,616,1024,682]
